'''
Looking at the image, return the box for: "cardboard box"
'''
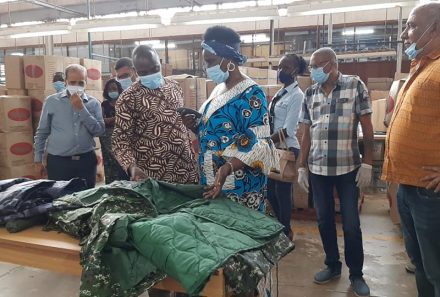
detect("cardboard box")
[240,67,277,85]
[167,75,206,110]
[87,90,104,102]
[0,163,42,180]
[206,80,216,98]
[372,140,385,161]
[297,76,313,92]
[63,56,81,69]
[367,77,393,91]
[261,85,282,103]
[387,183,400,224]
[27,89,55,117]
[370,90,389,102]
[6,89,28,96]
[0,96,32,133]
[372,99,387,133]
[80,58,102,91]
[0,131,34,167]
[5,55,25,90]
[161,63,173,77]
[384,79,406,127]
[293,179,310,209]
[0,85,7,96]
[23,56,65,90]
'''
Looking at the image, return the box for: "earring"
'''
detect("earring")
[227,61,236,72]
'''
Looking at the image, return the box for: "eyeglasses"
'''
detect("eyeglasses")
[308,60,331,72]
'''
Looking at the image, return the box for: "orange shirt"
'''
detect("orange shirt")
[382,49,440,187]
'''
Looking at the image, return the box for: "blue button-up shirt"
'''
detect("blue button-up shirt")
[34,90,105,162]
[270,82,304,149]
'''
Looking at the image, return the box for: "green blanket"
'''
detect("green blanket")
[47,179,294,297]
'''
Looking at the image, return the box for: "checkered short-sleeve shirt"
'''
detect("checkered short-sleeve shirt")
[299,74,372,176]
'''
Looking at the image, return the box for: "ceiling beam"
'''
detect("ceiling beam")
[24,0,86,17]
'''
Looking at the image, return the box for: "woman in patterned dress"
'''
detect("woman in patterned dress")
[182,26,280,297]
[183,25,278,212]
[100,78,128,184]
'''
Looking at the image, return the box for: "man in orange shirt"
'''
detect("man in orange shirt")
[382,3,440,297]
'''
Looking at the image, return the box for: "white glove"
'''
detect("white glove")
[356,163,373,188]
[297,167,309,193]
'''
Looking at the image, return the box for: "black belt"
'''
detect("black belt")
[49,150,94,161]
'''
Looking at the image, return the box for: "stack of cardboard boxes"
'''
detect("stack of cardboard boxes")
[366,76,408,223]
[1,55,105,183]
[240,66,277,85]
[79,58,105,184]
[0,95,38,179]
[166,74,207,110]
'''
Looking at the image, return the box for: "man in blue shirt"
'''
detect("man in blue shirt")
[34,64,105,188]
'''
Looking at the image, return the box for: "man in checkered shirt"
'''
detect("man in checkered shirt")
[297,48,374,297]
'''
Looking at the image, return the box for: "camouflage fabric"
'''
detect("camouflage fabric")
[100,128,129,184]
[47,180,293,297]
[224,233,294,296]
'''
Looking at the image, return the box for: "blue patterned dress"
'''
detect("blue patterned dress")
[197,79,279,212]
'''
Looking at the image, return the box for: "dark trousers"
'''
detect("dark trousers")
[310,169,364,278]
[398,185,440,297]
[47,151,97,189]
[267,148,299,236]
[268,179,292,236]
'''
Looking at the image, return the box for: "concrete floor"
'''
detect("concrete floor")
[0,194,417,297]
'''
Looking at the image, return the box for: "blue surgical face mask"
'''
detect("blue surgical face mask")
[404,22,434,60]
[118,77,133,90]
[108,91,119,100]
[310,61,331,84]
[206,58,229,84]
[53,81,65,92]
[139,71,163,89]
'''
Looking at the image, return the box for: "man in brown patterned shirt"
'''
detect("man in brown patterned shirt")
[112,45,198,184]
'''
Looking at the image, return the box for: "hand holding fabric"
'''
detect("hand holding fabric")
[129,165,147,181]
[356,163,372,188]
[203,164,231,199]
[297,167,309,193]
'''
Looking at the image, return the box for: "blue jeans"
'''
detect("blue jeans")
[310,169,364,278]
[398,185,440,297]
[267,148,299,236]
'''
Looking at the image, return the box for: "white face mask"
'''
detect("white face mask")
[67,85,85,96]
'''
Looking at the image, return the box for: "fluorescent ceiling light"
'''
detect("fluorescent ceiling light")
[95,11,138,19]
[88,24,158,32]
[342,29,374,35]
[258,0,301,4]
[0,0,19,3]
[241,33,270,43]
[153,43,176,49]
[185,16,270,25]
[300,3,409,15]
[10,52,24,56]
[147,7,192,25]
[136,40,161,45]
[11,21,44,27]
[219,1,257,9]
[257,0,272,5]
[10,30,70,38]
[0,24,7,28]
[278,7,288,16]
[193,4,217,11]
